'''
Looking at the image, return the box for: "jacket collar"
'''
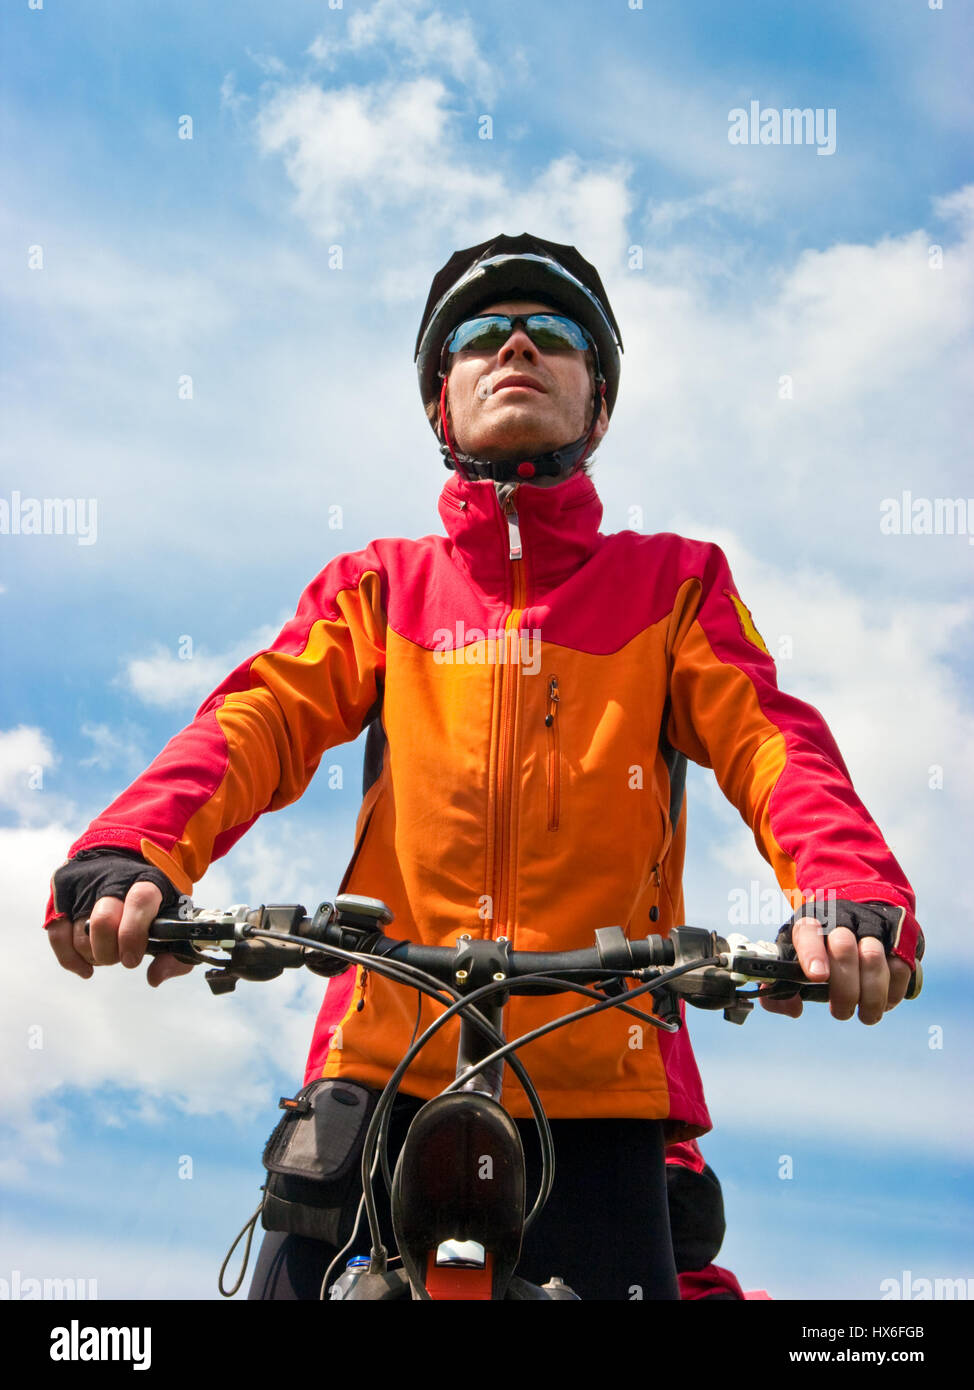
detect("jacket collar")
[438,470,604,598]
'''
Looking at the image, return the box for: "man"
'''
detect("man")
[45,234,922,1299]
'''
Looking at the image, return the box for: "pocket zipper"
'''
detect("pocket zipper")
[545,675,561,831]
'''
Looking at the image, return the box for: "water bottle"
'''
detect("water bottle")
[329,1254,372,1299]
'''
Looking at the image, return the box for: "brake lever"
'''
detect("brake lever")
[144,938,209,965]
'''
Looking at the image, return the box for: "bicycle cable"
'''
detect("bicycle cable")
[442,958,720,1095]
[221,925,705,1275]
[242,924,555,1255]
[319,989,427,1300]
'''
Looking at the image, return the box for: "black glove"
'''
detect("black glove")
[52,848,181,923]
[776,899,925,967]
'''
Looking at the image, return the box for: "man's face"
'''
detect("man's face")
[443,299,609,465]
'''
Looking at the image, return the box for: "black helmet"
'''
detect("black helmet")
[415,233,623,481]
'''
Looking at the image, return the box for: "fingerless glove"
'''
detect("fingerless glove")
[51,848,181,923]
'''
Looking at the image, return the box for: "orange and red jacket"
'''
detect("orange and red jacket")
[46,471,919,1136]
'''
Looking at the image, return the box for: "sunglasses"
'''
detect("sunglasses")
[444,313,592,355]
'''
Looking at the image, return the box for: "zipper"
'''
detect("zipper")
[647,862,664,927]
[545,675,561,831]
[656,860,674,922]
[337,777,383,895]
[356,969,369,1013]
[486,490,526,941]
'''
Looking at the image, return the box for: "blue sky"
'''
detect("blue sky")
[2,0,973,1303]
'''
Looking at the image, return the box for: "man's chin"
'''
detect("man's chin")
[458,427,576,464]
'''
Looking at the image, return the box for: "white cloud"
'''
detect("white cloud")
[307,0,497,99]
[597,183,974,602]
[647,179,769,235]
[0,812,345,1163]
[764,229,970,404]
[0,726,61,823]
[0,1118,61,1186]
[256,76,506,241]
[0,221,232,352]
[79,722,145,773]
[244,47,290,79]
[934,184,974,228]
[219,71,251,118]
[366,154,634,306]
[661,524,974,952]
[0,720,354,1158]
[255,18,634,261]
[121,624,281,710]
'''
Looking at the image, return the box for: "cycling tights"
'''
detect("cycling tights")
[249,1094,680,1300]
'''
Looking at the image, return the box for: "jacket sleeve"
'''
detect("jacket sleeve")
[45,549,387,923]
[664,542,920,965]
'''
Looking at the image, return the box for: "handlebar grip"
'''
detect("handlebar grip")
[794,982,831,1003]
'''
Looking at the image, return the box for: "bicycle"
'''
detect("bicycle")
[141,895,923,1301]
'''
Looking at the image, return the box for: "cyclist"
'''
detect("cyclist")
[44,233,923,1300]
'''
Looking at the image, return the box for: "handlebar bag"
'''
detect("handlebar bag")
[261,1078,379,1244]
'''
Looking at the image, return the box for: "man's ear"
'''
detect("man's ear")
[592,396,609,443]
[427,381,448,442]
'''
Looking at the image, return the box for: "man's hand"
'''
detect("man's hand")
[46,882,194,988]
[760,915,913,1024]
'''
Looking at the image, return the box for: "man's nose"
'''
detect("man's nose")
[498,328,538,365]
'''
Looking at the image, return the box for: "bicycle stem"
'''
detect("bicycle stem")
[456,997,506,1101]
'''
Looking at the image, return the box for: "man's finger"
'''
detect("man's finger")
[824,927,860,1021]
[72,914,97,966]
[857,936,889,1025]
[88,896,123,965]
[759,992,803,1019]
[48,919,94,979]
[886,957,912,1011]
[790,915,830,981]
[117,882,162,969]
[793,919,860,1020]
[147,953,196,988]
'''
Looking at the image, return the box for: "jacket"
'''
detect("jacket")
[46,470,919,1135]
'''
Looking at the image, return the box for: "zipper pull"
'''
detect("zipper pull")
[649,863,661,923]
[502,490,522,561]
[506,506,522,560]
[545,676,560,727]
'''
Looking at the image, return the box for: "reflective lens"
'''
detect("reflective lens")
[446,314,591,354]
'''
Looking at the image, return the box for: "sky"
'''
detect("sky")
[1,0,973,1306]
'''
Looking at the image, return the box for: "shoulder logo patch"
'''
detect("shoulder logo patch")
[724,589,770,656]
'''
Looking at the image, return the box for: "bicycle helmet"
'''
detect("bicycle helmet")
[415,233,623,481]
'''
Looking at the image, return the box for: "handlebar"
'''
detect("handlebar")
[137,892,922,1023]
